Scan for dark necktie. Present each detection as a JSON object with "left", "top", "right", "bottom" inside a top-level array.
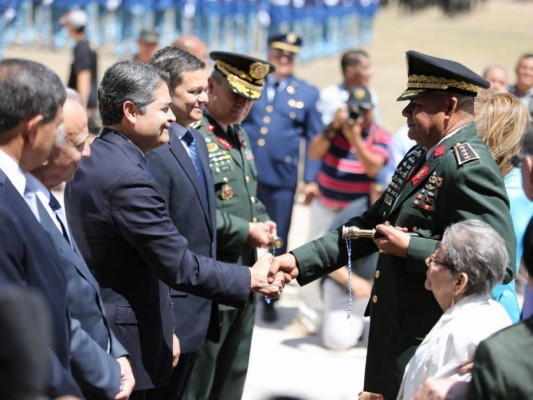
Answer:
[
  {"left": 49, "top": 193, "right": 72, "bottom": 246},
  {"left": 182, "top": 130, "right": 207, "bottom": 197}
]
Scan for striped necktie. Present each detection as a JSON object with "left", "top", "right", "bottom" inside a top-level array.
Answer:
[{"left": 182, "top": 130, "right": 207, "bottom": 198}]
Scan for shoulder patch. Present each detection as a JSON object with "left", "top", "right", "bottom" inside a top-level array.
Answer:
[
  {"left": 453, "top": 143, "right": 480, "bottom": 166},
  {"left": 190, "top": 121, "right": 202, "bottom": 129}
]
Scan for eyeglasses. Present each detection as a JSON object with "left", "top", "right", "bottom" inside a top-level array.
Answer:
[
  {"left": 510, "top": 154, "right": 528, "bottom": 168},
  {"left": 427, "top": 252, "right": 448, "bottom": 267}
]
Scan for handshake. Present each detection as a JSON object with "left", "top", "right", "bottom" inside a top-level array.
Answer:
[{"left": 249, "top": 253, "right": 300, "bottom": 299}]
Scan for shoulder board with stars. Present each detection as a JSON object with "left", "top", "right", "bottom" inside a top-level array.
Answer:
[{"left": 453, "top": 143, "right": 480, "bottom": 166}]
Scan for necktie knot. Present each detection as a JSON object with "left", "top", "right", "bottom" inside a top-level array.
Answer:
[
  {"left": 182, "top": 130, "right": 194, "bottom": 147},
  {"left": 49, "top": 194, "right": 62, "bottom": 211}
]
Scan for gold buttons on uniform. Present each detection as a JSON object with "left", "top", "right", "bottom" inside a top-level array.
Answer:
[
  {"left": 260, "top": 127, "right": 268, "bottom": 134},
  {"left": 287, "top": 86, "right": 295, "bottom": 94},
  {"left": 257, "top": 138, "right": 265, "bottom": 146},
  {"left": 375, "top": 270, "right": 380, "bottom": 279},
  {"left": 284, "top": 155, "right": 292, "bottom": 163},
  {"left": 289, "top": 111, "right": 296, "bottom": 119},
  {"left": 372, "top": 295, "right": 378, "bottom": 304},
  {"left": 223, "top": 177, "right": 229, "bottom": 183},
  {"left": 263, "top": 116, "right": 271, "bottom": 124},
  {"left": 245, "top": 176, "right": 250, "bottom": 183},
  {"left": 250, "top": 196, "right": 256, "bottom": 203},
  {"left": 266, "top": 105, "right": 273, "bottom": 112}
]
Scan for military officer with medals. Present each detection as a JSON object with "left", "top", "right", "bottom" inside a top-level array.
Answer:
[
  {"left": 187, "top": 51, "right": 277, "bottom": 400},
  {"left": 265, "top": 50, "right": 517, "bottom": 400},
  {"left": 241, "top": 32, "right": 323, "bottom": 321}
]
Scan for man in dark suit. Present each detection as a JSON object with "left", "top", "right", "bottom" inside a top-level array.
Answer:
[
  {"left": 267, "top": 51, "right": 517, "bottom": 400},
  {"left": 146, "top": 47, "right": 215, "bottom": 399},
  {"left": 31, "top": 89, "right": 135, "bottom": 400},
  {"left": 0, "top": 58, "right": 82, "bottom": 399},
  {"left": 65, "top": 60, "right": 284, "bottom": 399}
]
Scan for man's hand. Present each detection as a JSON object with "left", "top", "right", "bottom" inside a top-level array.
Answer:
[
  {"left": 413, "top": 378, "right": 469, "bottom": 400},
  {"left": 172, "top": 334, "right": 180, "bottom": 368},
  {"left": 374, "top": 223, "right": 411, "bottom": 258},
  {"left": 301, "top": 182, "right": 319, "bottom": 205},
  {"left": 268, "top": 253, "right": 299, "bottom": 285},
  {"left": 115, "top": 356, "right": 135, "bottom": 400},
  {"left": 250, "top": 253, "right": 285, "bottom": 298},
  {"left": 247, "top": 222, "right": 273, "bottom": 248},
  {"left": 358, "top": 391, "right": 383, "bottom": 400}
]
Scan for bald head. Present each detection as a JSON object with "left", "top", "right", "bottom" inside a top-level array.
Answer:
[{"left": 172, "top": 35, "right": 208, "bottom": 64}]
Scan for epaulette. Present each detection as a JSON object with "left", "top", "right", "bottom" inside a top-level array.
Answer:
[
  {"left": 190, "top": 121, "right": 202, "bottom": 129},
  {"left": 453, "top": 142, "right": 480, "bottom": 166}
]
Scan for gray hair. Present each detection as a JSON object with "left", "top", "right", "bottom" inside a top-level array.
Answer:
[
  {"left": 0, "top": 59, "right": 66, "bottom": 134},
  {"left": 98, "top": 61, "right": 169, "bottom": 126},
  {"left": 440, "top": 219, "right": 507, "bottom": 296},
  {"left": 150, "top": 46, "right": 205, "bottom": 90},
  {"left": 54, "top": 88, "right": 85, "bottom": 147}
]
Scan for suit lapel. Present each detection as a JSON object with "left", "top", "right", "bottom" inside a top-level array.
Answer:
[
  {"left": 167, "top": 127, "right": 211, "bottom": 228},
  {"left": 38, "top": 202, "right": 101, "bottom": 292}
]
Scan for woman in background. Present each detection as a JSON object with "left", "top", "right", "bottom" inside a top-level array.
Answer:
[{"left": 475, "top": 92, "right": 532, "bottom": 322}]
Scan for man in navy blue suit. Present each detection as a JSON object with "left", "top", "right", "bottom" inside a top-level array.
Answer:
[
  {"left": 147, "top": 46, "right": 214, "bottom": 400},
  {"left": 65, "top": 60, "right": 284, "bottom": 399},
  {"left": 0, "top": 58, "right": 82, "bottom": 399},
  {"left": 32, "top": 88, "right": 135, "bottom": 400}
]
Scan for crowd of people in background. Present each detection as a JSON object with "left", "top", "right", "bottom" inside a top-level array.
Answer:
[{"left": 0, "top": 0, "right": 381, "bottom": 60}]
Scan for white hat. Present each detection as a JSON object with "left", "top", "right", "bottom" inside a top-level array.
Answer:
[{"left": 60, "top": 9, "right": 88, "bottom": 29}]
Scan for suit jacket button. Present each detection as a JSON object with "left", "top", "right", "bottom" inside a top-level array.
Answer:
[
  {"left": 375, "top": 270, "right": 380, "bottom": 279},
  {"left": 372, "top": 295, "right": 378, "bottom": 304}
]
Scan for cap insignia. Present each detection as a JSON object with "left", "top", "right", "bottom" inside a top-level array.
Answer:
[
  {"left": 249, "top": 62, "right": 270, "bottom": 80},
  {"left": 287, "top": 33, "right": 297, "bottom": 43}
]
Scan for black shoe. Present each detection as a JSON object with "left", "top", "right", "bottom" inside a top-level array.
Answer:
[{"left": 262, "top": 301, "right": 278, "bottom": 322}]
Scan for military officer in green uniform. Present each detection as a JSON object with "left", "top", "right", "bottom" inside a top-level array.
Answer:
[
  {"left": 266, "top": 50, "right": 517, "bottom": 400},
  {"left": 187, "top": 51, "right": 277, "bottom": 400}
]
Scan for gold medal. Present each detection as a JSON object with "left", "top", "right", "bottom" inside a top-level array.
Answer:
[
  {"left": 220, "top": 184, "right": 234, "bottom": 200},
  {"left": 207, "top": 143, "right": 218, "bottom": 152}
]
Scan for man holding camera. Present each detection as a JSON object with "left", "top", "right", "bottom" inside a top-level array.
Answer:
[{"left": 292, "top": 86, "right": 391, "bottom": 336}]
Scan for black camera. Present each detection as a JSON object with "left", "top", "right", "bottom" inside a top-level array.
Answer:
[{"left": 347, "top": 102, "right": 362, "bottom": 124}]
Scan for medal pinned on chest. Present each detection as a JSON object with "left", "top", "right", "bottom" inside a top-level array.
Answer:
[{"left": 220, "top": 183, "right": 234, "bottom": 200}]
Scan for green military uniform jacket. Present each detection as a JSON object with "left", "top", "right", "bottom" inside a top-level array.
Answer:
[
  {"left": 195, "top": 113, "right": 270, "bottom": 266},
  {"left": 291, "top": 123, "right": 516, "bottom": 399},
  {"left": 468, "top": 317, "right": 533, "bottom": 399}
]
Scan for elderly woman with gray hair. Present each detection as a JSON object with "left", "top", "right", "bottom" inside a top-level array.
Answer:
[{"left": 396, "top": 219, "right": 512, "bottom": 400}]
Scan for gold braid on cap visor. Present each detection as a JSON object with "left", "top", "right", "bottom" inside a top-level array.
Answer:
[
  {"left": 407, "top": 74, "right": 481, "bottom": 93},
  {"left": 215, "top": 60, "right": 265, "bottom": 99},
  {"left": 271, "top": 42, "right": 300, "bottom": 53}
]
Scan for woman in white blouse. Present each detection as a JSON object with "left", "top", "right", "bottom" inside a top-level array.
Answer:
[{"left": 397, "top": 219, "right": 512, "bottom": 400}]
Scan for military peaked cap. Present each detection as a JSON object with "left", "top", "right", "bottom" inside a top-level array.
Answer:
[
  {"left": 348, "top": 86, "right": 374, "bottom": 109},
  {"left": 397, "top": 50, "right": 490, "bottom": 101},
  {"left": 210, "top": 51, "right": 275, "bottom": 100},
  {"left": 267, "top": 32, "right": 302, "bottom": 54}
]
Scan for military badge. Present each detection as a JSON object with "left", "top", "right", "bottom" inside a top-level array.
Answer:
[
  {"left": 216, "top": 136, "right": 232, "bottom": 150},
  {"left": 249, "top": 62, "right": 270, "bottom": 80},
  {"left": 220, "top": 184, "right": 234, "bottom": 200},
  {"left": 411, "top": 166, "right": 429, "bottom": 186},
  {"left": 207, "top": 123, "right": 215, "bottom": 133},
  {"left": 207, "top": 143, "right": 218, "bottom": 153},
  {"left": 434, "top": 146, "right": 445, "bottom": 157}
]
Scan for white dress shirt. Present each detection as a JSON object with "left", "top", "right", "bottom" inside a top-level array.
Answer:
[{"left": 397, "top": 294, "right": 512, "bottom": 400}]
